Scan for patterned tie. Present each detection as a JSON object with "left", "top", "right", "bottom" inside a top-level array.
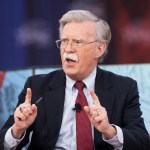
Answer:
[{"left": 75, "top": 81, "right": 94, "bottom": 150}]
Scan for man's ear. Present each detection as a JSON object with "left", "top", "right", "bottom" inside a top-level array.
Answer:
[{"left": 95, "top": 42, "right": 107, "bottom": 58}]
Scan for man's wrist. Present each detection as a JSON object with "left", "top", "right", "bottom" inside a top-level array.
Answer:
[
  {"left": 102, "top": 125, "right": 117, "bottom": 139},
  {"left": 12, "top": 124, "right": 25, "bottom": 139},
  {"left": 4, "top": 126, "right": 26, "bottom": 149},
  {"left": 102, "top": 125, "right": 123, "bottom": 149}
]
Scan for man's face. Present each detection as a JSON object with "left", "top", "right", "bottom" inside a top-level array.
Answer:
[{"left": 60, "top": 21, "right": 102, "bottom": 81}]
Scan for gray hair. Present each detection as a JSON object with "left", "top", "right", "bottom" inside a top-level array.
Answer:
[{"left": 59, "top": 10, "right": 111, "bottom": 63}]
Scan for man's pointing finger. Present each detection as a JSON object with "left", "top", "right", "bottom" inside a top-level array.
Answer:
[{"left": 25, "top": 88, "right": 32, "bottom": 104}]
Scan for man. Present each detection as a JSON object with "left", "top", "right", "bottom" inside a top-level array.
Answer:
[{"left": 0, "top": 10, "right": 149, "bottom": 150}]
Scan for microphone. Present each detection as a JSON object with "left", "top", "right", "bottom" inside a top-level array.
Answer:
[{"left": 72, "top": 103, "right": 82, "bottom": 112}]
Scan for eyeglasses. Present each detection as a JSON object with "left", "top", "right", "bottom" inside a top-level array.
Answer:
[{"left": 55, "top": 39, "right": 98, "bottom": 49}]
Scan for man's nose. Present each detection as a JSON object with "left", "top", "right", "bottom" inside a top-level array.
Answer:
[{"left": 65, "top": 42, "right": 74, "bottom": 52}]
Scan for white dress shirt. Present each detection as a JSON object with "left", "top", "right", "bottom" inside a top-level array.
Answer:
[{"left": 4, "top": 67, "right": 123, "bottom": 150}]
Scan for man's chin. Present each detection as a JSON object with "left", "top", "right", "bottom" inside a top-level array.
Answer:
[
  {"left": 65, "top": 72, "right": 76, "bottom": 78},
  {"left": 64, "top": 71, "right": 78, "bottom": 80}
]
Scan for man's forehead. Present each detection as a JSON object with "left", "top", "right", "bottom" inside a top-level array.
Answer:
[{"left": 62, "top": 22, "right": 96, "bottom": 38}]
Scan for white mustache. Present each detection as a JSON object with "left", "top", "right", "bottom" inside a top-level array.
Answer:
[{"left": 63, "top": 52, "right": 79, "bottom": 62}]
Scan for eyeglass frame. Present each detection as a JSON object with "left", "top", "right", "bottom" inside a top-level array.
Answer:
[{"left": 55, "top": 38, "right": 100, "bottom": 49}]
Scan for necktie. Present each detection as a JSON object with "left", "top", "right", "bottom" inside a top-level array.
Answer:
[{"left": 75, "top": 81, "right": 94, "bottom": 150}]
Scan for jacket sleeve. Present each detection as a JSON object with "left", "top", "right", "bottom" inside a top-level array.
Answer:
[{"left": 121, "top": 80, "right": 150, "bottom": 150}]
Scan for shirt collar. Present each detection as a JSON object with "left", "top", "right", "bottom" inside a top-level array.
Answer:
[
  {"left": 66, "top": 67, "right": 97, "bottom": 93},
  {"left": 82, "top": 67, "right": 96, "bottom": 91}
]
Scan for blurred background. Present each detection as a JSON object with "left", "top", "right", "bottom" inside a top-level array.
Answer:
[
  {"left": 0, "top": 0, "right": 150, "bottom": 141},
  {"left": 1, "top": 0, "right": 150, "bottom": 70}
]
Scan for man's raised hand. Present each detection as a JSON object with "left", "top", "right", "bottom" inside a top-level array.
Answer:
[{"left": 12, "top": 88, "right": 37, "bottom": 139}]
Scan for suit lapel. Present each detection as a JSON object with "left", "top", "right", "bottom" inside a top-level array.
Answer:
[
  {"left": 95, "top": 67, "right": 115, "bottom": 121},
  {"left": 43, "top": 70, "right": 66, "bottom": 147},
  {"left": 94, "top": 67, "right": 115, "bottom": 143}
]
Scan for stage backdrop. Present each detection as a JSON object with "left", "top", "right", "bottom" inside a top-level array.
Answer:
[{"left": 1, "top": 0, "right": 150, "bottom": 71}]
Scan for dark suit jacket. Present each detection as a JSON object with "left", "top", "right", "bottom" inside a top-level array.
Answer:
[{"left": 0, "top": 67, "right": 150, "bottom": 150}]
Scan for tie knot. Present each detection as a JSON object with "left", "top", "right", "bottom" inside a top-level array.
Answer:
[{"left": 75, "top": 81, "right": 85, "bottom": 91}]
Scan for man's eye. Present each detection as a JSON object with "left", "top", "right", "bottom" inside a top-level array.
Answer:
[
  {"left": 75, "top": 40, "right": 83, "bottom": 44},
  {"left": 61, "top": 39, "right": 68, "bottom": 43}
]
